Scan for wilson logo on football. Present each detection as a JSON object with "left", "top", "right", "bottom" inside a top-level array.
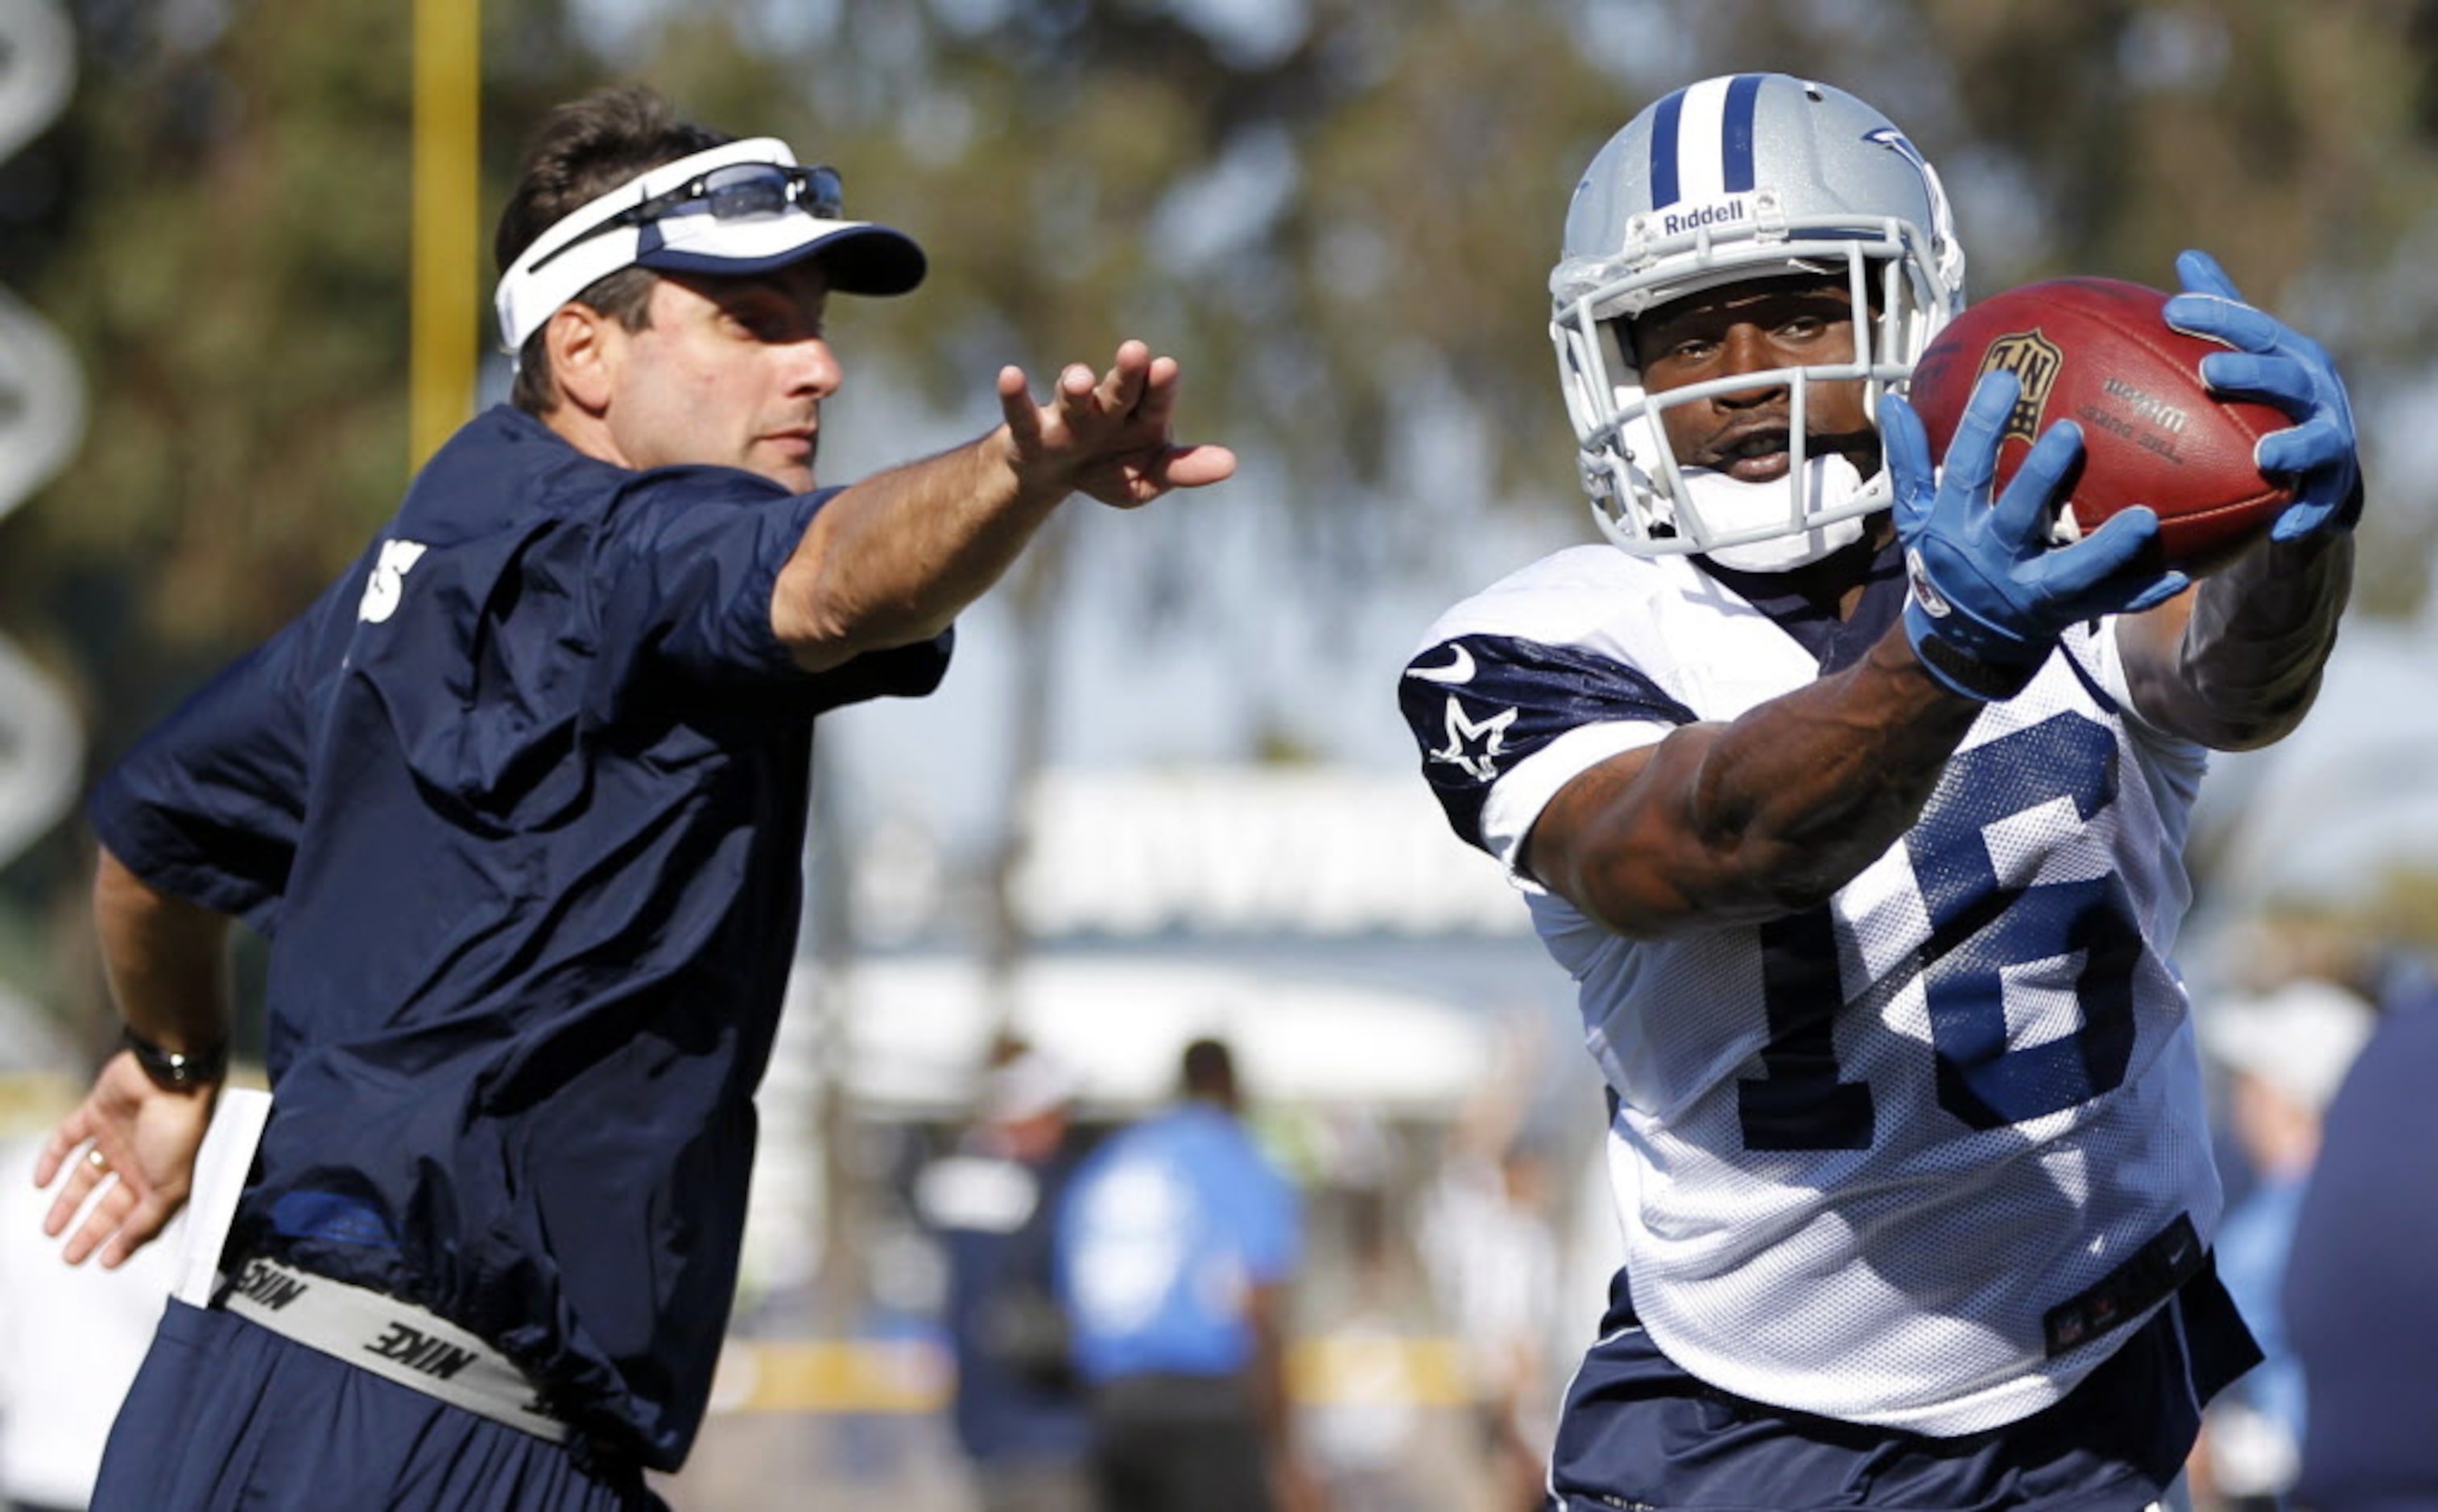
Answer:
[{"left": 1976, "top": 328, "right": 2064, "bottom": 446}]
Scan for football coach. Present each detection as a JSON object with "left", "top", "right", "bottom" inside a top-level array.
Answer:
[{"left": 33, "top": 83, "right": 1233, "bottom": 1510}]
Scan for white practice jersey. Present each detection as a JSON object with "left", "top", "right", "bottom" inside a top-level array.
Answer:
[{"left": 1398, "top": 542, "right": 2221, "bottom": 1436}]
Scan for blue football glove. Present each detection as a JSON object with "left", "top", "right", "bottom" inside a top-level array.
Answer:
[
  {"left": 2163, "top": 248, "right": 2362, "bottom": 543},
  {"left": 1885, "top": 373, "right": 2190, "bottom": 701}
]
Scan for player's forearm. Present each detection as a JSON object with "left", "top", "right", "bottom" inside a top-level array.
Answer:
[
  {"left": 93, "top": 845, "right": 234, "bottom": 1061},
  {"left": 1666, "top": 629, "right": 1981, "bottom": 911},
  {"left": 771, "top": 426, "right": 1061, "bottom": 671},
  {"left": 1542, "top": 626, "right": 1980, "bottom": 937},
  {"left": 2150, "top": 527, "right": 2352, "bottom": 751}
]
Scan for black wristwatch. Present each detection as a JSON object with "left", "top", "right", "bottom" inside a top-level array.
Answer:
[{"left": 122, "top": 1027, "right": 228, "bottom": 1091}]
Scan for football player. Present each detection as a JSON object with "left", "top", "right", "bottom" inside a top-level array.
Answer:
[{"left": 1399, "top": 72, "right": 2361, "bottom": 1510}]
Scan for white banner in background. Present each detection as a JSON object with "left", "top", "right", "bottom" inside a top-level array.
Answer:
[
  {"left": 0, "top": 636, "right": 78, "bottom": 863},
  {"left": 0, "top": 0, "right": 74, "bottom": 163},
  {"left": 0, "top": 0, "right": 84, "bottom": 874},
  {"left": 0, "top": 284, "right": 85, "bottom": 520}
]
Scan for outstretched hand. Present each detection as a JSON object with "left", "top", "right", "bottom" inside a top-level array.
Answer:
[
  {"left": 996, "top": 340, "right": 1238, "bottom": 509},
  {"left": 2164, "top": 249, "right": 2362, "bottom": 543},
  {"left": 1885, "top": 373, "right": 2188, "bottom": 701},
  {"left": 33, "top": 1050, "right": 214, "bottom": 1268}
]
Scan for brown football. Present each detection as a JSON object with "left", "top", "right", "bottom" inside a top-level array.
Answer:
[{"left": 1905, "top": 278, "right": 2293, "bottom": 568}]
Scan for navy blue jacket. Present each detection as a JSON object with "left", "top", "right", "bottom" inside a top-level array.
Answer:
[
  {"left": 2284, "top": 982, "right": 2438, "bottom": 1510},
  {"left": 90, "top": 406, "right": 949, "bottom": 1469}
]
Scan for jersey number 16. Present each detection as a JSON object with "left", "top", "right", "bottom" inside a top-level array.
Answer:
[{"left": 1737, "top": 710, "right": 2143, "bottom": 1151}]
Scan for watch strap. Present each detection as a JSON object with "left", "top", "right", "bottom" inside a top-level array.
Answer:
[{"left": 122, "top": 1027, "right": 228, "bottom": 1091}]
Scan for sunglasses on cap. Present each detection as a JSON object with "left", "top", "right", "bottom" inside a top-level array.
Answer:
[
  {"left": 524, "top": 162, "right": 847, "bottom": 275},
  {"left": 496, "top": 137, "right": 925, "bottom": 353}
]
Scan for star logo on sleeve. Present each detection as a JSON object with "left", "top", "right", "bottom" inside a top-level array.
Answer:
[{"left": 1428, "top": 694, "right": 1519, "bottom": 783}]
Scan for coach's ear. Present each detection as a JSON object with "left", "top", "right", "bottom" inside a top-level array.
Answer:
[{"left": 545, "top": 302, "right": 618, "bottom": 418}]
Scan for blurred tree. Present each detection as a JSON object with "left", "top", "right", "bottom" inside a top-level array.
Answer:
[
  {"left": 0, "top": 0, "right": 427, "bottom": 1040},
  {"left": 4, "top": 0, "right": 2437, "bottom": 1018},
  {"left": 1911, "top": 0, "right": 2438, "bottom": 617}
]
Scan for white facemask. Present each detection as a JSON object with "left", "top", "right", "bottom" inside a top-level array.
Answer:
[{"left": 1672, "top": 453, "right": 1874, "bottom": 573}]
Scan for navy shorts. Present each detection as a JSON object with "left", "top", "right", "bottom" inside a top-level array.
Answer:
[
  {"left": 91, "top": 1299, "right": 664, "bottom": 1512},
  {"left": 1548, "top": 1260, "right": 2259, "bottom": 1512}
]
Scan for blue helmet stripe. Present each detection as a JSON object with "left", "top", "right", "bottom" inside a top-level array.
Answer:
[
  {"left": 1648, "top": 87, "right": 1687, "bottom": 208},
  {"left": 1721, "top": 72, "right": 1763, "bottom": 192}
]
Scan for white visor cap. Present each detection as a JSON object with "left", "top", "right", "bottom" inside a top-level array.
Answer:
[{"left": 494, "top": 136, "right": 927, "bottom": 353}]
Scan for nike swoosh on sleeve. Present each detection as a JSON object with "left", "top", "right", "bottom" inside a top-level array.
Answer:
[{"left": 1405, "top": 645, "right": 1476, "bottom": 684}]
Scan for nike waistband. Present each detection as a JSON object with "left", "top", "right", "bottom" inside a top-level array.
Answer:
[{"left": 217, "top": 1254, "right": 569, "bottom": 1444}]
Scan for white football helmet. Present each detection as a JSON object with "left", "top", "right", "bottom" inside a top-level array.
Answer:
[{"left": 1551, "top": 74, "right": 1968, "bottom": 572}]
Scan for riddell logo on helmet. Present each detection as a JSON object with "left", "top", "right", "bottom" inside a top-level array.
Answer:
[
  {"left": 1658, "top": 198, "right": 1750, "bottom": 237},
  {"left": 1975, "top": 330, "right": 2064, "bottom": 444}
]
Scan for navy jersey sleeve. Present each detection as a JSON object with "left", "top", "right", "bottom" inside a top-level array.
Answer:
[
  {"left": 1399, "top": 631, "right": 1696, "bottom": 854},
  {"left": 595, "top": 472, "right": 949, "bottom": 716},
  {"left": 87, "top": 566, "right": 364, "bottom": 932}
]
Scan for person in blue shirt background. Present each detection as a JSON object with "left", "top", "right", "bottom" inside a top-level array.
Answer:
[
  {"left": 1056, "top": 1035, "right": 1314, "bottom": 1512},
  {"left": 28, "top": 83, "right": 1233, "bottom": 1512}
]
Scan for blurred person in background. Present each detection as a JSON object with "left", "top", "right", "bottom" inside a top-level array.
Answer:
[
  {"left": 2189, "top": 978, "right": 2378, "bottom": 1512},
  {"left": 1296, "top": 1182, "right": 1428, "bottom": 1512},
  {"left": 2281, "top": 967, "right": 2438, "bottom": 1512},
  {"left": 1399, "top": 71, "right": 2362, "bottom": 1512},
  {"left": 1056, "top": 1035, "right": 1317, "bottom": 1512},
  {"left": 31, "top": 83, "right": 1233, "bottom": 1512},
  {"left": 1419, "top": 1136, "right": 1563, "bottom": 1512},
  {"left": 913, "top": 1039, "right": 1094, "bottom": 1512},
  {"left": 1416, "top": 1014, "right": 1568, "bottom": 1512}
]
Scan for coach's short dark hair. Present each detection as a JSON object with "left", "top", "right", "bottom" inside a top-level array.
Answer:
[{"left": 495, "top": 85, "right": 730, "bottom": 415}]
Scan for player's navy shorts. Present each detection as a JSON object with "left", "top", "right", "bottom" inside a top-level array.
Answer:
[
  {"left": 90, "top": 1299, "right": 665, "bottom": 1512},
  {"left": 1549, "top": 1260, "right": 2259, "bottom": 1512}
]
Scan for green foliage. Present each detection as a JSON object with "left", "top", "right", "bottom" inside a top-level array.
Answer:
[
  {"left": 8, "top": 0, "right": 416, "bottom": 705},
  {"left": 14, "top": 1, "right": 2438, "bottom": 698},
  {"left": 5, "top": 0, "right": 2438, "bottom": 927}
]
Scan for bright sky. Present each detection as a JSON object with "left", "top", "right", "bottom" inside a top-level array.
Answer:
[{"left": 808, "top": 356, "right": 1580, "bottom": 861}]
